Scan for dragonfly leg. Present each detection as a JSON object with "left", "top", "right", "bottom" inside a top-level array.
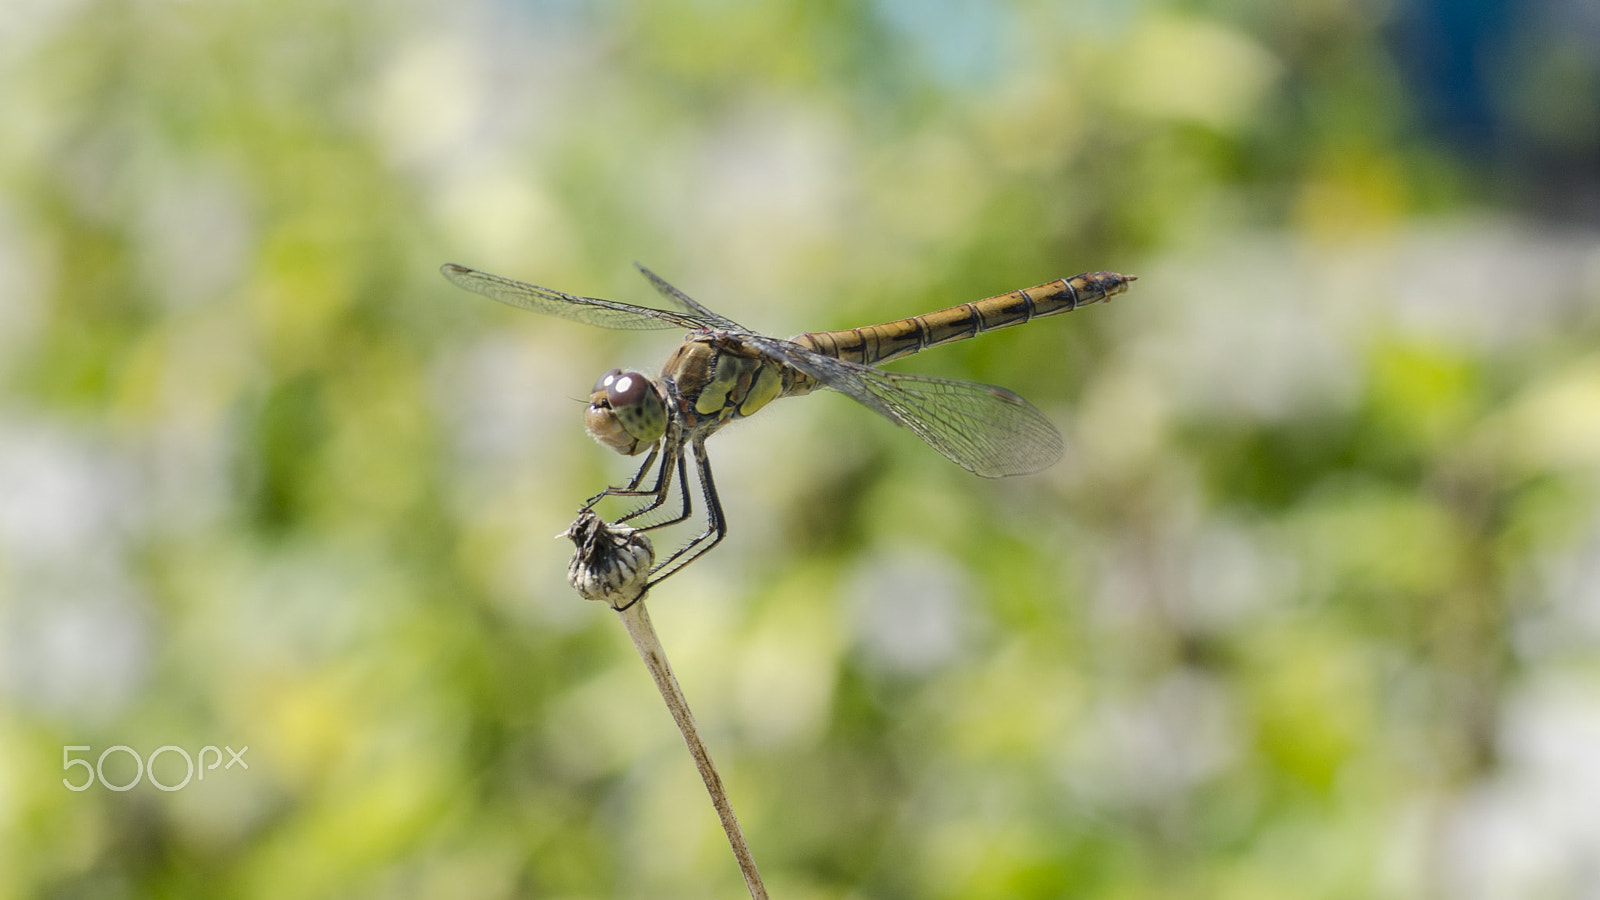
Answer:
[
  {"left": 579, "top": 424, "right": 695, "bottom": 530},
  {"left": 646, "top": 435, "right": 727, "bottom": 587},
  {"left": 582, "top": 412, "right": 688, "bottom": 514},
  {"left": 583, "top": 441, "right": 663, "bottom": 508},
  {"left": 619, "top": 448, "right": 694, "bottom": 530},
  {"left": 619, "top": 442, "right": 662, "bottom": 491}
]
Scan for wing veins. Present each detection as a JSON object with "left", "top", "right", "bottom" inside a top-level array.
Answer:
[
  {"left": 441, "top": 263, "right": 712, "bottom": 331},
  {"left": 725, "top": 334, "right": 1063, "bottom": 477}
]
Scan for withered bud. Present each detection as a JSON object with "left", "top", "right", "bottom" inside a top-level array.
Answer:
[{"left": 560, "top": 509, "right": 655, "bottom": 609}]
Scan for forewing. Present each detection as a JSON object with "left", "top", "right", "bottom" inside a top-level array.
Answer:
[
  {"left": 634, "top": 263, "right": 751, "bottom": 332},
  {"left": 730, "top": 334, "right": 1064, "bottom": 477},
  {"left": 441, "top": 263, "right": 710, "bottom": 331}
]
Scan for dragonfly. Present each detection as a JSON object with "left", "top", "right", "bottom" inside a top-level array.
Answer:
[{"left": 442, "top": 262, "right": 1135, "bottom": 591}]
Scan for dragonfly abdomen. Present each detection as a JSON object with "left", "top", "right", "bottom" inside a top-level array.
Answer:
[{"left": 794, "top": 271, "right": 1135, "bottom": 367}]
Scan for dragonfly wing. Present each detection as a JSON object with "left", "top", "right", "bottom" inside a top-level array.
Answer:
[
  {"left": 731, "top": 335, "right": 1064, "bottom": 478},
  {"left": 857, "top": 370, "right": 1064, "bottom": 477},
  {"left": 442, "top": 263, "right": 711, "bottom": 331},
  {"left": 633, "top": 263, "right": 752, "bottom": 333}
]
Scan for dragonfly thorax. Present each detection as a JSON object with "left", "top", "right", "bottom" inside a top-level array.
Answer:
[
  {"left": 586, "top": 368, "right": 667, "bottom": 456},
  {"left": 663, "top": 335, "right": 787, "bottom": 426}
]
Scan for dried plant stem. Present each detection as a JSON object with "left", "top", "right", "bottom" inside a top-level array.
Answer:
[{"left": 615, "top": 601, "right": 768, "bottom": 900}]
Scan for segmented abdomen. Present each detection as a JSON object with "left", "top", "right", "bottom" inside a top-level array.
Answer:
[{"left": 792, "top": 271, "right": 1135, "bottom": 366}]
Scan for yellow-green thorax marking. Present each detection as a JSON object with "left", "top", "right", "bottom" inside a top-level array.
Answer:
[{"left": 662, "top": 334, "right": 791, "bottom": 427}]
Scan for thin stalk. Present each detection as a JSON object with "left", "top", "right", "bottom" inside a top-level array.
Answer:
[{"left": 615, "top": 601, "right": 768, "bottom": 900}]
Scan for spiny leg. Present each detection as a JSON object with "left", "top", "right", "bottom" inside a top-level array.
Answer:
[
  {"left": 619, "top": 445, "right": 693, "bottom": 530},
  {"left": 646, "top": 435, "right": 728, "bottom": 587},
  {"left": 577, "top": 431, "right": 694, "bottom": 531},
  {"left": 584, "top": 436, "right": 664, "bottom": 506},
  {"left": 618, "top": 442, "right": 662, "bottom": 492},
  {"left": 583, "top": 420, "right": 682, "bottom": 519}
]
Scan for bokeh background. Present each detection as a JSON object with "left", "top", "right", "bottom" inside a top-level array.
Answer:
[{"left": 3, "top": 0, "right": 1599, "bottom": 897}]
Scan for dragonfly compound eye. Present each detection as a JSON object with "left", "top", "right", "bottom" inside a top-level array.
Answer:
[
  {"left": 584, "top": 370, "right": 665, "bottom": 455},
  {"left": 605, "top": 372, "right": 649, "bottom": 409}
]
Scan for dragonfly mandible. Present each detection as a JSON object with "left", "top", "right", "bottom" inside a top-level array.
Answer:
[{"left": 442, "top": 262, "right": 1136, "bottom": 589}]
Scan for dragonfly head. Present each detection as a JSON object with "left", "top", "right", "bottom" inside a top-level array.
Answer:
[{"left": 586, "top": 369, "right": 667, "bottom": 455}]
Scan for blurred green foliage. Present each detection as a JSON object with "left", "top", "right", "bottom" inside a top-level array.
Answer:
[{"left": 2, "top": 1, "right": 1599, "bottom": 898}]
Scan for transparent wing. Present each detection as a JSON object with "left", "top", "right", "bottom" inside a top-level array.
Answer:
[
  {"left": 441, "top": 263, "right": 716, "bottom": 331},
  {"left": 729, "top": 334, "right": 1063, "bottom": 477},
  {"left": 633, "top": 263, "right": 752, "bottom": 333}
]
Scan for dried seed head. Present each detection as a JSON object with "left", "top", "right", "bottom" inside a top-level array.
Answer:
[{"left": 561, "top": 510, "right": 655, "bottom": 609}]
